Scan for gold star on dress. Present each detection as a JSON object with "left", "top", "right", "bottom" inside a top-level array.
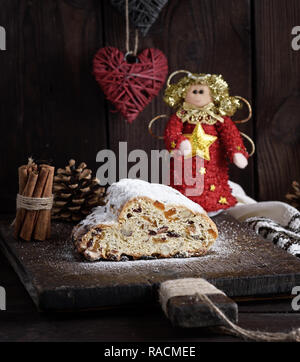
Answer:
[
  {"left": 184, "top": 123, "right": 217, "bottom": 160},
  {"left": 170, "top": 141, "right": 176, "bottom": 149},
  {"left": 219, "top": 197, "right": 228, "bottom": 205}
]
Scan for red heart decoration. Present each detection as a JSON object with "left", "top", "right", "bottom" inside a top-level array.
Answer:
[{"left": 93, "top": 46, "right": 168, "bottom": 123}]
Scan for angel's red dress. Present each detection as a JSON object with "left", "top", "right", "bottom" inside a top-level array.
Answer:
[{"left": 164, "top": 113, "right": 249, "bottom": 212}]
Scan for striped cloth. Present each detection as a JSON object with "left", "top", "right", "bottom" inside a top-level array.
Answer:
[
  {"left": 244, "top": 214, "right": 300, "bottom": 258},
  {"left": 227, "top": 181, "right": 300, "bottom": 258}
]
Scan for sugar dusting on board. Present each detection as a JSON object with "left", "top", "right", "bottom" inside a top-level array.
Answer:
[
  {"left": 74, "top": 232, "right": 232, "bottom": 273},
  {"left": 40, "top": 218, "right": 241, "bottom": 278},
  {"left": 4, "top": 213, "right": 300, "bottom": 309},
  {"left": 7, "top": 217, "right": 245, "bottom": 288}
]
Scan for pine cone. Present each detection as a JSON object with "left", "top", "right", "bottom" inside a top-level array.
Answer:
[
  {"left": 286, "top": 181, "right": 300, "bottom": 210},
  {"left": 52, "top": 159, "right": 106, "bottom": 222}
]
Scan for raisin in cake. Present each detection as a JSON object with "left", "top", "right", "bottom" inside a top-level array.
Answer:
[{"left": 72, "top": 179, "right": 218, "bottom": 261}]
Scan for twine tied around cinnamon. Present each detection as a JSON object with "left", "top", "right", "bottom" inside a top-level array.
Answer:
[
  {"left": 159, "top": 278, "right": 300, "bottom": 342},
  {"left": 16, "top": 194, "right": 54, "bottom": 211}
]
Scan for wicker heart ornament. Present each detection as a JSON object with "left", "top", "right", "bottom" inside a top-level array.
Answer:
[{"left": 93, "top": 46, "right": 168, "bottom": 123}]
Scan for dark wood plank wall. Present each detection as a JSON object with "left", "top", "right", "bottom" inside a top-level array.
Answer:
[
  {"left": 0, "top": 0, "right": 299, "bottom": 213},
  {"left": 255, "top": 0, "right": 300, "bottom": 201},
  {"left": 0, "top": 0, "right": 107, "bottom": 213}
]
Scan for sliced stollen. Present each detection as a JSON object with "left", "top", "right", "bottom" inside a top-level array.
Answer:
[{"left": 72, "top": 179, "right": 218, "bottom": 261}]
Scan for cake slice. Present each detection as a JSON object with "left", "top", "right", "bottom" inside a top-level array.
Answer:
[{"left": 72, "top": 179, "right": 218, "bottom": 261}]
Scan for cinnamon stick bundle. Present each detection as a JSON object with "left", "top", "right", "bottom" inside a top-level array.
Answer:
[{"left": 14, "top": 159, "right": 55, "bottom": 241}]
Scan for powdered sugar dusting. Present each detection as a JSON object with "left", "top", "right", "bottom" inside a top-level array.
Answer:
[
  {"left": 5, "top": 214, "right": 300, "bottom": 310},
  {"left": 46, "top": 220, "right": 237, "bottom": 277},
  {"left": 76, "top": 233, "right": 232, "bottom": 273},
  {"left": 78, "top": 178, "right": 206, "bottom": 229},
  {"left": 79, "top": 205, "right": 117, "bottom": 227},
  {"left": 108, "top": 178, "right": 205, "bottom": 214},
  {"left": 5, "top": 214, "right": 290, "bottom": 301}
]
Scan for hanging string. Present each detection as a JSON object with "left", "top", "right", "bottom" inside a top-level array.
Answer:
[
  {"left": 125, "top": 0, "right": 139, "bottom": 56},
  {"left": 198, "top": 293, "right": 300, "bottom": 342}
]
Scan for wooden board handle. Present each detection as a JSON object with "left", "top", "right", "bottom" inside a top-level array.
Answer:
[{"left": 159, "top": 278, "right": 238, "bottom": 328}]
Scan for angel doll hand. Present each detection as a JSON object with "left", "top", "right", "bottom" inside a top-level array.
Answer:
[
  {"left": 179, "top": 140, "right": 192, "bottom": 157},
  {"left": 233, "top": 153, "right": 248, "bottom": 169}
]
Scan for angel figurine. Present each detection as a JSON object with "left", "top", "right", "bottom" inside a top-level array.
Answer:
[{"left": 149, "top": 71, "right": 255, "bottom": 213}]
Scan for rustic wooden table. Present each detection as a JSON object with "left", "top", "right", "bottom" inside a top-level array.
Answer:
[{"left": 1, "top": 248, "right": 300, "bottom": 342}]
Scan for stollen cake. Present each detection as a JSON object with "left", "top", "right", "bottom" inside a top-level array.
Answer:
[{"left": 72, "top": 179, "right": 218, "bottom": 261}]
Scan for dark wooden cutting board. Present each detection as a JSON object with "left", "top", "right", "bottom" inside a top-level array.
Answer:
[{"left": 1, "top": 213, "right": 300, "bottom": 311}]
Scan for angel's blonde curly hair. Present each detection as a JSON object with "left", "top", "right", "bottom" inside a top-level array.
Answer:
[{"left": 164, "top": 72, "right": 241, "bottom": 117}]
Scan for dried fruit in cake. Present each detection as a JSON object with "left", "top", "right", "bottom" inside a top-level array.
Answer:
[{"left": 72, "top": 179, "right": 218, "bottom": 261}]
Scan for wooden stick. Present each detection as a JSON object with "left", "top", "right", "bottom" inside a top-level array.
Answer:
[
  {"left": 13, "top": 166, "right": 29, "bottom": 238},
  {"left": 33, "top": 165, "right": 54, "bottom": 241},
  {"left": 17, "top": 171, "right": 38, "bottom": 241},
  {"left": 19, "top": 165, "right": 28, "bottom": 194}
]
